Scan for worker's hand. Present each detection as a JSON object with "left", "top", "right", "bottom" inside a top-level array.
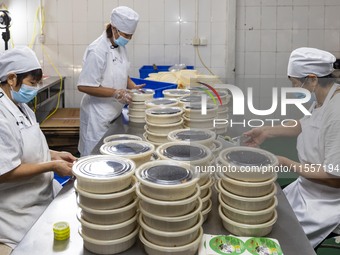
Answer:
[
  {"left": 51, "top": 150, "right": 77, "bottom": 163},
  {"left": 133, "top": 83, "right": 146, "bottom": 90},
  {"left": 53, "top": 160, "right": 73, "bottom": 177},
  {"left": 113, "top": 89, "right": 132, "bottom": 104},
  {"left": 243, "top": 127, "right": 267, "bottom": 147}
]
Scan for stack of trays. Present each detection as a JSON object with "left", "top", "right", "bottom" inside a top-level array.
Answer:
[
  {"left": 215, "top": 147, "right": 279, "bottom": 237},
  {"left": 100, "top": 140, "right": 155, "bottom": 168},
  {"left": 143, "top": 107, "right": 183, "bottom": 147},
  {"left": 72, "top": 155, "right": 139, "bottom": 255},
  {"left": 135, "top": 160, "right": 203, "bottom": 255},
  {"left": 128, "top": 89, "right": 154, "bottom": 123},
  {"left": 155, "top": 142, "right": 214, "bottom": 222}
]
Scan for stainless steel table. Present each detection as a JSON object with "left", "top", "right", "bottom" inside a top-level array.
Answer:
[{"left": 12, "top": 115, "right": 316, "bottom": 255}]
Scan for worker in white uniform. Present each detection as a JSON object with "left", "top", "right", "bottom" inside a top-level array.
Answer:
[
  {"left": 77, "top": 6, "right": 144, "bottom": 156},
  {"left": 244, "top": 47, "right": 340, "bottom": 248},
  {"left": 0, "top": 47, "right": 76, "bottom": 255}
]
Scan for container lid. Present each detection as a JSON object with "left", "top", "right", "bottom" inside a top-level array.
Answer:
[
  {"left": 72, "top": 155, "right": 134, "bottom": 179},
  {"left": 147, "top": 107, "right": 182, "bottom": 115},
  {"left": 179, "top": 95, "right": 201, "bottom": 103},
  {"left": 224, "top": 150, "right": 272, "bottom": 166},
  {"left": 163, "top": 144, "right": 207, "bottom": 161},
  {"left": 171, "top": 129, "right": 214, "bottom": 142},
  {"left": 146, "top": 98, "right": 178, "bottom": 106},
  {"left": 103, "top": 134, "right": 142, "bottom": 143},
  {"left": 163, "top": 89, "right": 190, "bottom": 96},
  {"left": 130, "top": 88, "right": 154, "bottom": 95},
  {"left": 140, "top": 164, "right": 193, "bottom": 185},
  {"left": 185, "top": 103, "right": 216, "bottom": 110},
  {"left": 101, "top": 142, "right": 152, "bottom": 156}
]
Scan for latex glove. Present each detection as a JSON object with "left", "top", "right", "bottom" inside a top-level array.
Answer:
[
  {"left": 113, "top": 89, "right": 132, "bottom": 104},
  {"left": 134, "top": 83, "right": 146, "bottom": 90}
]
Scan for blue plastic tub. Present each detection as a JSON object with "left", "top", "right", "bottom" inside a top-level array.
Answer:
[
  {"left": 139, "top": 65, "right": 194, "bottom": 79},
  {"left": 131, "top": 77, "right": 177, "bottom": 98}
]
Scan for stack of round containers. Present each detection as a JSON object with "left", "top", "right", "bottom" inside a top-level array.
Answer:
[
  {"left": 99, "top": 140, "right": 155, "bottom": 168},
  {"left": 155, "top": 142, "right": 214, "bottom": 222},
  {"left": 211, "top": 89, "right": 230, "bottom": 135},
  {"left": 143, "top": 107, "right": 183, "bottom": 147},
  {"left": 183, "top": 102, "right": 218, "bottom": 130},
  {"left": 128, "top": 89, "right": 154, "bottom": 123},
  {"left": 189, "top": 87, "right": 231, "bottom": 135},
  {"left": 144, "top": 98, "right": 183, "bottom": 144},
  {"left": 72, "top": 155, "right": 139, "bottom": 255},
  {"left": 135, "top": 160, "right": 203, "bottom": 255},
  {"left": 167, "top": 128, "right": 217, "bottom": 221},
  {"left": 216, "top": 146, "right": 279, "bottom": 237}
]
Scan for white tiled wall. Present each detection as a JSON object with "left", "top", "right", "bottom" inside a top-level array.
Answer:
[
  {"left": 0, "top": 0, "right": 232, "bottom": 108},
  {"left": 2, "top": 0, "right": 340, "bottom": 118},
  {"left": 236, "top": 0, "right": 340, "bottom": 119}
]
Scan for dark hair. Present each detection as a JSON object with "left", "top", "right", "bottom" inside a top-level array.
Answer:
[
  {"left": 296, "top": 73, "right": 336, "bottom": 88},
  {"left": 16, "top": 69, "right": 43, "bottom": 86},
  {"left": 0, "top": 69, "right": 43, "bottom": 86},
  {"left": 106, "top": 23, "right": 113, "bottom": 39}
]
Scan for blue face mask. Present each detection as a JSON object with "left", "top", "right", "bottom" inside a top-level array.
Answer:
[
  {"left": 114, "top": 31, "right": 130, "bottom": 47},
  {"left": 11, "top": 84, "right": 38, "bottom": 103}
]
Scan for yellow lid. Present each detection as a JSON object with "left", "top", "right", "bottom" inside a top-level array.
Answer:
[{"left": 53, "top": 222, "right": 70, "bottom": 240}]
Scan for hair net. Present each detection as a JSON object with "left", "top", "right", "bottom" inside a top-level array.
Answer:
[
  {"left": 110, "top": 6, "right": 139, "bottom": 34},
  {"left": 0, "top": 46, "right": 41, "bottom": 82},
  {"left": 287, "top": 47, "right": 336, "bottom": 78}
]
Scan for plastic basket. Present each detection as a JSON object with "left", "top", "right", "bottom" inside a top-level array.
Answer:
[
  {"left": 139, "top": 65, "right": 194, "bottom": 79},
  {"left": 131, "top": 77, "right": 177, "bottom": 98}
]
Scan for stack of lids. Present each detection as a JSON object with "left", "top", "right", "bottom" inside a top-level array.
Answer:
[
  {"left": 216, "top": 147, "right": 279, "bottom": 237},
  {"left": 143, "top": 107, "right": 183, "bottom": 147},
  {"left": 135, "top": 160, "right": 204, "bottom": 255},
  {"left": 100, "top": 140, "right": 155, "bottom": 168},
  {"left": 155, "top": 142, "right": 214, "bottom": 222},
  {"left": 72, "top": 155, "right": 139, "bottom": 254},
  {"left": 128, "top": 89, "right": 154, "bottom": 123}
]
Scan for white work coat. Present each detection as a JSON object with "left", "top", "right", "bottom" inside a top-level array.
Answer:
[
  {"left": 284, "top": 83, "right": 340, "bottom": 248},
  {"left": 0, "top": 89, "right": 55, "bottom": 249},
  {"left": 78, "top": 32, "right": 130, "bottom": 156}
]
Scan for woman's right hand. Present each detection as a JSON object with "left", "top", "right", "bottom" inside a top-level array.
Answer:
[
  {"left": 243, "top": 127, "right": 268, "bottom": 147},
  {"left": 53, "top": 160, "right": 73, "bottom": 177}
]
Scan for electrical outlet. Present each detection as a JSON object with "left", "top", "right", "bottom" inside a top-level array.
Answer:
[
  {"left": 200, "top": 37, "right": 207, "bottom": 46},
  {"left": 192, "top": 37, "right": 200, "bottom": 46}
]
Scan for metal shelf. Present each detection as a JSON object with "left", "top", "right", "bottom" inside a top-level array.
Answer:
[{"left": 28, "top": 76, "right": 65, "bottom": 122}]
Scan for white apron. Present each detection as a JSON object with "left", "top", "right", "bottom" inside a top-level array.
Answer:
[
  {"left": 284, "top": 83, "right": 340, "bottom": 248},
  {"left": 78, "top": 45, "right": 130, "bottom": 156},
  {"left": 0, "top": 92, "right": 55, "bottom": 249}
]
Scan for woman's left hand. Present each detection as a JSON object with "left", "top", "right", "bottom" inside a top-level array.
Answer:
[
  {"left": 134, "top": 83, "right": 146, "bottom": 90},
  {"left": 50, "top": 150, "right": 77, "bottom": 163}
]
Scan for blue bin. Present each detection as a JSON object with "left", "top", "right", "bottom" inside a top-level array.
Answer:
[
  {"left": 54, "top": 173, "right": 71, "bottom": 186},
  {"left": 131, "top": 77, "right": 177, "bottom": 98},
  {"left": 139, "top": 65, "right": 194, "bottom": 79}
]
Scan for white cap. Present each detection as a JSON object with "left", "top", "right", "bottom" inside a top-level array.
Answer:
[
  {"left": 287, "top": 47, "right": 336, "bottom": 78},
  {"left": 110, "top": 6, "right": 139, "bottom": 34},
  {"left": 0, "top": 46, "right": 41, "bottom": 82}
]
